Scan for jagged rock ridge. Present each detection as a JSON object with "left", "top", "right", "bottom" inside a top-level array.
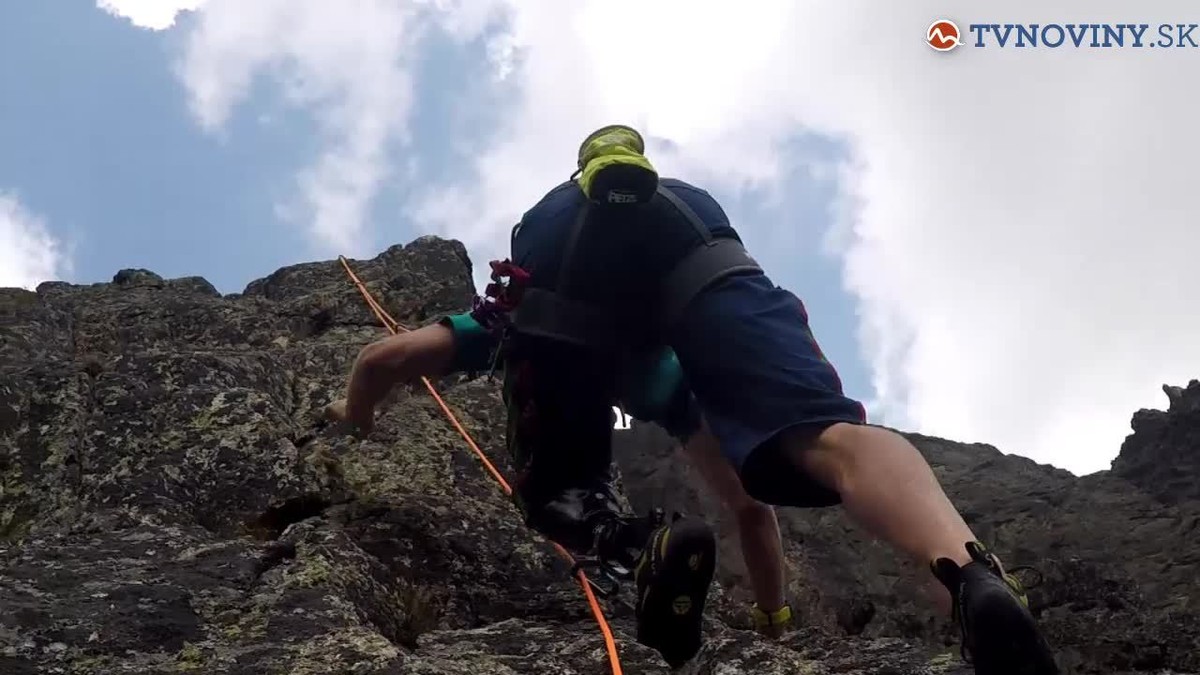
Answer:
[{"left": 1, "top": 236, "right": 1196, "bottom": 674}]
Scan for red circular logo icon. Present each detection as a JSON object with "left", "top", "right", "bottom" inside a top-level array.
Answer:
[{"left": 927, "top": 19, "right": 962, "bottom": 51}]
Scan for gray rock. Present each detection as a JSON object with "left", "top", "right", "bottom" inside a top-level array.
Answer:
[{"left": 1, "top": 235, "right": 1196, "bottom": 674}]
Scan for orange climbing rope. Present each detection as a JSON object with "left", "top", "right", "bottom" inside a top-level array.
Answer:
[{"left": 337, "top": 256, "right": 624, "bottom": 675}]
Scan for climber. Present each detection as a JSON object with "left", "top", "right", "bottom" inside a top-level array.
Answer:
[
  {"left": 324, "top": 310, "right": 794, "bottom": 660},
  {"left": 466, "top": 123, "right": 1061, "bottom": 674}
]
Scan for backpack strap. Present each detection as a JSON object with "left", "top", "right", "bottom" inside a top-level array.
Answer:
[
  {"left": 658, "top": 236, "right": 761, "bottom": 330},
  {"left": 510, "top": 184, "right": 764, "bottom": 349}
]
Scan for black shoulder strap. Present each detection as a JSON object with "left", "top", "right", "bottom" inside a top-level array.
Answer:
[
  {"left": 658, "top": 239, "right": 762, "bottom": 329},
  {"left": 557, "top": 183, "right": 713, "bottom": 290},
  {"left": 654, "top": 184, "right": 714, "bottom": 245},
  {"left": 556, "top": 199, "right": 592, "bottom": 290},
  {"left": 509, "top": 180, "right": 763, "bottom": 346},
  {"left": 654, "top": 185, "right": 763, "bottom": 330}
]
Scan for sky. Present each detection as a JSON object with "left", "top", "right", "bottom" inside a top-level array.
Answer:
[{"left": 2, "top": 1, "right": 1197, "bottom": 477}]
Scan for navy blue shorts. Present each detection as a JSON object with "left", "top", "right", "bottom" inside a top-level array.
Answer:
[{"left": 668, "top": 272, "right": 867, "bottom": 508}]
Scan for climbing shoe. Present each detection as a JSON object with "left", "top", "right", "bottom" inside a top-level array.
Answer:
[
  {"left": 633, "top": 512, "right": 717, "bottom": 669},
  {"left": 751, "top": 602, "right": 794, "bottom": 638},
  {"left": 931, "top": 541, "right": 1060, "bottom": 675}
]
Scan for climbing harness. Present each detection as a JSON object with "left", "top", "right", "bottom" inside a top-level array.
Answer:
[{"left": 337, "top": 256, "right": 625, "bottom": 675}]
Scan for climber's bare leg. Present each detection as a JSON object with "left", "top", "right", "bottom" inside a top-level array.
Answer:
[
  {"left": 782, "top": 422, "right": 975, "bottom": 615},
  {"left": 679, "top": 420, "right": 787, "bottom": 614}
]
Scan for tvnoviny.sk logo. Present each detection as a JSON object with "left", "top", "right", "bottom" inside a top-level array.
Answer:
[
  {"left": 927, "top": 19, "right": 962, "bottom": 51},
  {"left": 926, "top": 20, "right": 1200, "bottom": 50}
]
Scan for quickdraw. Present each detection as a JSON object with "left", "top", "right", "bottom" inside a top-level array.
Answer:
[
  {"left": 470, "top": 258, "right": 530, "bottom": 333},
  {"left": 570, "top": 557, "right": 625, "bottom": 598},
  {"left": 470, "top": 259, "right": 530, "bottom": 380}
]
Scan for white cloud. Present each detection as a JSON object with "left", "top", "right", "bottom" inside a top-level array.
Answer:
[
  {"left": 409, "top": 0, "right": 1199, "bottom": 476},
  {"left": 152, "top": 0, "right": 1199, "bottom": 475},
  {"left": 0, "top": 192, "right": 68, "bottom": 290},
  {"left": 172, "top": 0, "right": 449, "bottom": 254},
  {"left": 97, "top": 0, "right": 207, "bottom": 30},
  {"left": 408, "top": 0, "right": 808, "bottom": 265}
]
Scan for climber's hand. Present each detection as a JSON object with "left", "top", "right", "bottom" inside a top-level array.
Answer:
[{"left": 324, "top": 398, "right": 374, "bottom": 437}]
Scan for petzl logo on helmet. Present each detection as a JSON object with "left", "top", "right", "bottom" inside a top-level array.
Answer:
[{"left": 927, "top": 19, "right": 962, "bottom": 51}]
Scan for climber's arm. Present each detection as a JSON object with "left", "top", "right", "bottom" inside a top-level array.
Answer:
[
  {"left": 329, "top": 313, "right": 498, "bottom": 433},
  {"left": 333, "top": 321, "right": 458, "bottom": 432}
]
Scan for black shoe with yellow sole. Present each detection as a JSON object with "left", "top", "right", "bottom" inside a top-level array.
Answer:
[
  {"left": 633, "top": 513, "right": 717, "bottom": 669},
  {"left": 932, "top": 541, "right": 1060, "bottom": 675}
]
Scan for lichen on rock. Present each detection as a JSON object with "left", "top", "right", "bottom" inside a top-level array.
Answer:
[{"left": 1, "top": 236, "right": 1197, "bottom": 674}]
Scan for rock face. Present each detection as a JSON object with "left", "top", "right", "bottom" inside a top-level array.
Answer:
[
  {"left": 1110, "top": 382, "right": 1200, "bottom": 506},
  {"left": 1, "top": 235, "right": 1197, "bottom": 674}
]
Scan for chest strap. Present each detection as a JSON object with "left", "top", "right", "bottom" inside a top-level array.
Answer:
[{"left": 510, "top": 185, "right": 763, "bottom": 349}]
